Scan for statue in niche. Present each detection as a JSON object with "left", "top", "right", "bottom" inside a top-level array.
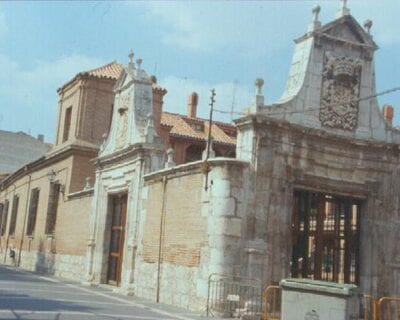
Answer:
[
  {"left": 319, "top": 53, "right": 362, "bottom": 131},
  {"left": 116, "top": 94, "right": 130, "bottom": 148}
]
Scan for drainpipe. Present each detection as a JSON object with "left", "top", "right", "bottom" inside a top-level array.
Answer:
[
  {"left": 17, "top": 173, "right": 31, "bottom": 267},
  {"left": 0, "top": 187, "right": 8, "bottom": 256},
  {"left": 156, "top": 175, "right": 168, "bottom": 303},
  {"left": 3, "top": 184, "right": 16, "bottom": 263}
]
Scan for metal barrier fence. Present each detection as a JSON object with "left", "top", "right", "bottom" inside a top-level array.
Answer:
[
  {"left": 263, "top": 285, "right": 281, "bottom": 320},
  {"left": 363, "top": 295, "right": 375, "bottom": 320},
  {"left": 375, "top": 297, "right": 400, "bottom": 320},
  {"left": 206, "top": 273, "right": 263, "bottom": 318},
  {"left": 362, "top": 295, "right": 400, "bottom": 320}
]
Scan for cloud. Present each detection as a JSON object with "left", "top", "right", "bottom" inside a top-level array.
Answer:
[
  {"left": 140, "top": 2, "right": 308, "bottom": 56},
  {"left": 0, "top": 54, "right": 106, "bottom": 141},
  {"left": 349, "top": 1, "right": 400, "bottom": 46},
  {"left": 159, "top": 75, "right": 254, "bottom": 123},
  {"left": 139, "top": 1, "right": 400, "bottom": 56},
  {"left": 0, "top": 7, "right": 7, "bottom": 37}
]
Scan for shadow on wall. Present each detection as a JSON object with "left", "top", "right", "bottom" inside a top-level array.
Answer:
[{"left": 34, "top": 239, "right": 55, "bottom": 275}]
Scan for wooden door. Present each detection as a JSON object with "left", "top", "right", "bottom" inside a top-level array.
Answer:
[{"left": 107, "top": 194, "right": 127, "bottom": 286}]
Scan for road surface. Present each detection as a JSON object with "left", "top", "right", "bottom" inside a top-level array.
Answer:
[{"left": 0, "top": 264, "right": 205, "bottom": 320}]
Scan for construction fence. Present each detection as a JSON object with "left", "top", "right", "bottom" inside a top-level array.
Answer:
[{"left": 206, "top": 274, "right": 400, "bottom": 320}]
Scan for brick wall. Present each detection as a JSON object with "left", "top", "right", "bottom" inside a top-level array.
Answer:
[
  {"left": 55, "top": 76, "right": 115, "bottom": 147},
  {"left": 0, "top": 153, "right": 94, "bottom": 278},
  {"left": 141, "top": 173, "right": 207, "bottom": 267}
]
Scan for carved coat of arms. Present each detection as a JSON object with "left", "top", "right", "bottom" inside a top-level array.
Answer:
[{"left": 319, "top": 54, "right": 362, "bottom": 130}]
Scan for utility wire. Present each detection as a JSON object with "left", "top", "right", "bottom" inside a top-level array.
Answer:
[{"left": 213, "top": 86, "right": 400, "bottom": 118}]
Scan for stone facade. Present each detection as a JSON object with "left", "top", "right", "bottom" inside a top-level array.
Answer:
[
  {"left": 1, "top": 4, "right": 399, "bottom": 315},
  {"left": 86, "top": 59, "right": 165, "bottom": 293},
  {"left": 233, "top": 8, "right": 400, "bottom": 298}
]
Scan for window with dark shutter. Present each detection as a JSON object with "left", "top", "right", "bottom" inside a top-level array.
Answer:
[
  {"left": 1, "top": 201, "right": 9, "bottom": 236},
  {"left": 9, "top": 195, "right": 19, "bottom": 236},
  {"left": 26, "top": 188, "right": 40, "bottom": 236},
  {"left": 45, "top": 183, "right": 60, "bottom": 235}
]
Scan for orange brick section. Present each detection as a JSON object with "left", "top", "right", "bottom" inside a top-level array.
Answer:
[{"left": 142, "top": 173, "right": 208, "bottom": 268}]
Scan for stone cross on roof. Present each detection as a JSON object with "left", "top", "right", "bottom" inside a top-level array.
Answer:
[
  {"left": 336, "top": 0, "right": 350, "bottom": 18},
  {"left": 308, "top": 5, "right": 321, "bottom": 31}
]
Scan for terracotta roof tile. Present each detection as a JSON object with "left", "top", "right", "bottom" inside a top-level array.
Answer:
[
  {"left": 84, "top": 61, "right": 123, "bottom": 80},
  {"left": 160, "top": 112, "right": 236, "bottom": 145}
]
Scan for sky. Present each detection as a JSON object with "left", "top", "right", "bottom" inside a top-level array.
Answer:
[{"left": 0, "top": 1, "right": 399, "bottom": 143}]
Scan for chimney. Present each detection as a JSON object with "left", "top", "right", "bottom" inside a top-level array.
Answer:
[
  {"left": 383, "top": 104, "right": 394, "bottom": 126},
  {"left": 37, "top": 134, "right": 44, "bottom": 142},
  {"left": 151, "top": 75, "right": 167, "bottom": 134},
  {"left": 187, "top": 92, "right": 198, "bottom": 118}
]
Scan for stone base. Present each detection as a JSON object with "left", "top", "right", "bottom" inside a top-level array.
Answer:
[{"left": 17, "top": 250, "right": 86, "bottom": 282}]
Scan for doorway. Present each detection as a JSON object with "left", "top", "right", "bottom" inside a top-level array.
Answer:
[
  {"left": 291, "top": 190, "right": 360, "bottom": 284},
  {"left": 107, "top": 194, "right": 127, "bottom": 286}
]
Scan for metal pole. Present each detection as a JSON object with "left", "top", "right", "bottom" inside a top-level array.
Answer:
[{"left": 204, "top": 89, "right": 216, "bottom": 191}]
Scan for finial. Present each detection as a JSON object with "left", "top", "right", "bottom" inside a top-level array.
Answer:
[
  {"left": 336, "top": 0, "right": 350, "bottom": 18},
  {"left": 136, "top": 57, "right": 143, "bottom": 70},
  {"left": 364, "top": 19, "right": 373, "bottom": 35},
  {"left": 165, "top": 147, "right": 176, "bottom": 169},
  {"left": 255, "top": 78, "right": 264, "bottom": 95},
  {"left": 308, "top": 5, "right": 321, "bottom": 31},
  {"left": 128, "top": 50, "right": 135, "bottom": 69}
]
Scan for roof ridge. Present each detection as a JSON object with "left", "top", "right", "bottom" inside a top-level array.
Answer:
[
  {"left": 83, "top": 60, "right": 122, "bottom": 75},
  {"left": 161, "top": 111, "right": 235, "bottom": 127}
]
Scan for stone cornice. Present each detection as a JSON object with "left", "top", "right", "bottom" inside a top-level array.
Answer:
[
  {"left": 95, "top": 143, "right": 164, "bottom": 169},
  {"left": 235, "top": 113, "right": 400, "bottom": 152},
  {"left": 144, "top": 158, "right": 250, "bottom": 183}
]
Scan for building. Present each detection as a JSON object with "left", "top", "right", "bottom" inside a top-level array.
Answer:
[
  {"left": 0, "top": 61, "right": 118, "bottom": 277},
  {"left": 0, "top": 130, "right": 50, "bottom": 181},
  {"left": 0, "top": 56, "right": 235, "bottom": 283},
  {"left": 1, "top": 2, "right": 399, "bottom": 314},
  {"left": 84, "top": 3, "right": 400, "bottom": 312}
]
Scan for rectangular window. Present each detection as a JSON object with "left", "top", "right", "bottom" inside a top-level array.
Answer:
[
  {"left": 1, "top": 201, "right": 9, "bottom": 236},
  {"left": 26, "top": 188, "right": 40, "bottom": 236},
  {"left": 9, "top": 195, "right": 19, "bottom": 236},
  {"left": 45, "top": 183, "right": 60, "bottom": 235},
  {"left": 62, "top": 106, "right": 72, "bottom": 142}
]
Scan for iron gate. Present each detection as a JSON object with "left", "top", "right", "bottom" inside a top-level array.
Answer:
[{"left": 206, "top": 273, "right": 263, "bottom": 318}]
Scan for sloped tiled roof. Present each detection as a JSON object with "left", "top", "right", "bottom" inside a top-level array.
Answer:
[
  {"left": 83, "top": 61, "right": 124, "bottom": 80},
  {"left": 160, "top": 112, "right": 236, "bottom": 145},
  {"left": 58, "top": 61, "right": 124, "bottom": 92}
]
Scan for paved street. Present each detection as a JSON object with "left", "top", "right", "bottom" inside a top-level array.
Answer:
[{"left": 0, "top": 265, "right": 206, "bottom": 320}]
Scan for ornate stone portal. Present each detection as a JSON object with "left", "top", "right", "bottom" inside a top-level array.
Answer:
[{"left": 319, "top": 54, "right": 362, "bottom": 130}]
